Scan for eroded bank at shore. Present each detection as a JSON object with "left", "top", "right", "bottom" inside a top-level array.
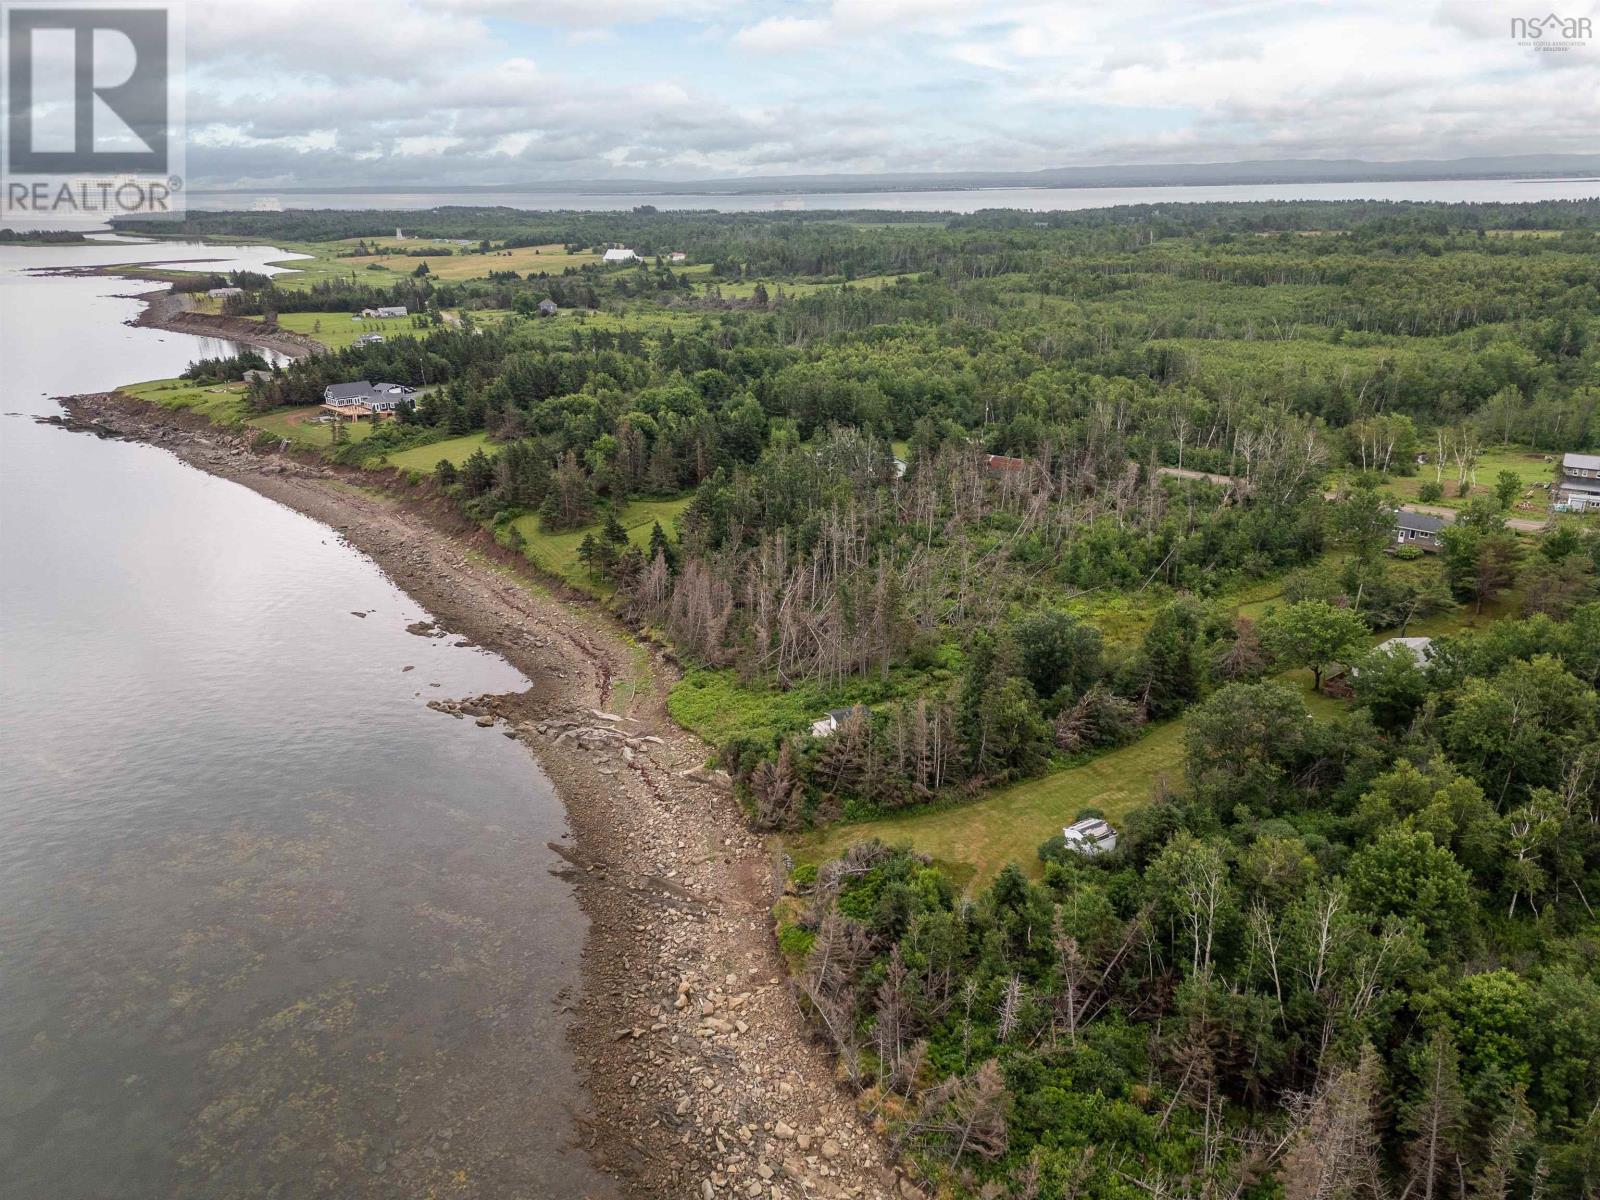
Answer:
[{"left": 59, "top": 388, "right": 906, "bottom": 1200}]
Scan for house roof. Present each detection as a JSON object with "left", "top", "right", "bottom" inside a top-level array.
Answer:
[
  {"left": 826, "top": 707, "right": 858, "bottom": 722},
  {"left": 985, "top": 454, "right": 1026, "bottom": 471},
  {"left": 1396, "top": 510, "right": 1449, "bottom": 533},
  {"left": 1561, "top": 452, "right": 1600, "bottom": 472},
  {"left": 1375, "top": 636, "right": 1433, "bottom": 661},
  {"left": 325, "top": 380, "right": 413, "bottom": 404},
  {"left": 1065, "top": 817, "right": 1115, "bottom": 841}
]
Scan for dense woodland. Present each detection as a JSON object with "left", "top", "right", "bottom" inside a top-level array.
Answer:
[{"left": 159, "top": 201, "right": 1600, "bottom": 1196}]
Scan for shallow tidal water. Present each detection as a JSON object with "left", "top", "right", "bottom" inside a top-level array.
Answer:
[{"left": 0, "top": 242, "right": 614, "bottom": 1197}]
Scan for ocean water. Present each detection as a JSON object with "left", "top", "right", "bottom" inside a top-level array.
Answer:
[
  {"left": 194, "top": 176, "right": 1600, "bottom": 214},
  {"left": 0, "top": 243, "right": 613, "bottom": 1197}
]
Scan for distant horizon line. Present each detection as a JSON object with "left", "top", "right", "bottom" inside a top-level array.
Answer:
[{"left": 187, "top": 153, "right": 1600, "bottom": 198}]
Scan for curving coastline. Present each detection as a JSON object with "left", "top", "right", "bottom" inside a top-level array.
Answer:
[
  {"left": 123, "top": 282, "right": 327, "bottom": 358},
  {"left": 59, "top": 388, "right": 900, "bottom": 1200}
]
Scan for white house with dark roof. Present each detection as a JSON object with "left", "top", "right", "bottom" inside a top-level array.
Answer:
[
  {"left": 1062, "top": 817, "right": 1118, "bottom": 856},
  {"left": 1556, "top": 453, "right": 1600, "bottom": 511}
]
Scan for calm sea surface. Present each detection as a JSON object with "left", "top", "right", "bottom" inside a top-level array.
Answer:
[
  {"left": 195, "top": 176, "right": 1600, "bottom": 213},
  {"left": 0, "top": 242, "right": 613, "bottom": 1197}
]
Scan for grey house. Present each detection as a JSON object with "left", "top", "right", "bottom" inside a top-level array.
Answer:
[
  {"left": 321, "top": 380, "right": 415, "bottom": 416},
  {"left": 1556, "top": 453, "right": 1600, "bottom": 511},
  {"left": 1394, "top": 509, "right": 1448, "bottom": 553},
  {"left": 538, "top": 299, "right": 559, "bottom": 316}
]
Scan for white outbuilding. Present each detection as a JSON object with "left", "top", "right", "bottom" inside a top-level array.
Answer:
[{"left": 1061, "top": 817, "right": 1118, "bottom": 857}]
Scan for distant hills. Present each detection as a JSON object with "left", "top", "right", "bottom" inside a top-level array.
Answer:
[{"left": 204, "top": 155, "right": 1600, "bottom": 197}]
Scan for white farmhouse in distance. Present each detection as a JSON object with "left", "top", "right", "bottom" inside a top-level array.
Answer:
[
  {"left": 1062, "top": 817, "right": 1118, "bottom": 856},
  {"left": 603, "top": 247, "right": 639, "bottom": 263}
]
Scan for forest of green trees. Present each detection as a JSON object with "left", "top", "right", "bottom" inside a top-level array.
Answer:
[{"left": 165, "top": 200, "right": 1600, "bottom": 1197}]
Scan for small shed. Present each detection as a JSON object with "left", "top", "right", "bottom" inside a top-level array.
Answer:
[
  {"left": 356, "top": 333, "right": 386, "bottom": 345},
  {"left": 810, "top": 706, "right": 861, "bottom": 738},
  {"left": 1062, "top": 818, "right": 1118, "bottom": 857},
  {"left": 538, "top": 299, "right": 559, "bottom": 316}
]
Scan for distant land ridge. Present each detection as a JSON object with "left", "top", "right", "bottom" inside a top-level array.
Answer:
[{"left": 194, "top": 154, "right": 1600, "bottom": 196}]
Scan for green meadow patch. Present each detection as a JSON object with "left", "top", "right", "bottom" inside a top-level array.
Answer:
[
  {"left": 120, "top": 377, "right": 250, "bottom": 423},
  {"left": 785, "top": 719, "right": 1190, "bottom": 887},
  {"left": 509, "top": 494, "right": 693, "bottom": 591}
]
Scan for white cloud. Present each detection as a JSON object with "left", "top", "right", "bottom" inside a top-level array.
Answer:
[
  {"left": 732, "top": 17, "right": 832, "bottom": 52},
  {"left": 172, "top": 0, "right": 1600, "bottom": 188}
]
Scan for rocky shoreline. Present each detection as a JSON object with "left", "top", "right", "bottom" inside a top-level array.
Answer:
[
  {"left": 58, "top": 391, "right": 902, "bottom": 1200},
  {"left": 126, "top": 284, "right": 326, "bottom": 359}
]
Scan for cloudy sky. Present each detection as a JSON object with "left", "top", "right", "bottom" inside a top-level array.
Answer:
[{"left": 180, "top": 0, "right": 1600, "bottom": 188}]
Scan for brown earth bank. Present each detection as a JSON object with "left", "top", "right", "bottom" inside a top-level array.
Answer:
[
  {"left": 126, "top": 287, "right": 325, "bottom": 358},
  {"left": 57, "top": 390, "right": 904, "bottom": 1200}
]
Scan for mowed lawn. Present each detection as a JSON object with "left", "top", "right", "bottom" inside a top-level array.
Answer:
[
  {"left": 511, "top": 495, "right": 692, "bottom": 589},
  {"left": 248, "top": 406, "right": 374, "bottom": 449},
  {"left": 258, "top": 311, "right": 419, "bottom": 350},
  {"left": 786, "top": 719, "right": 1189, "bottom": 885},
  {"left": 379, "top": 431, "right": 493, "bottom": 472}
]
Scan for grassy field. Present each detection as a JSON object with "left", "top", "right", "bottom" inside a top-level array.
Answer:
[
  {"left": 332, "top": 239, "right": 604, "bottom": 281},
  {"left": 785, "top": 720, "right": 1190, "bottom": 885},
  {"left": 705, "top": 273, "right": 904, "bottom": 300},
  {"left": 248, "top": 406, "right": 374, "bottom": 449},
  {"left": 1371, "top": 444, "right": 1555, "bottom": 517},
  {"left": 378, "top": 431, "right": 494, "bottom": 472},
  {"left": 259, "top": 242, "right": 373, "bottom": 290},
  {"left": 510, "top": 495, "right": 693, "bottom": 590},
  {"left": 255, "top": 311, "right": 419, "bottom": 350},
  {"left": 122, "top": 377, "right": 250, "bottom": 423}
]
